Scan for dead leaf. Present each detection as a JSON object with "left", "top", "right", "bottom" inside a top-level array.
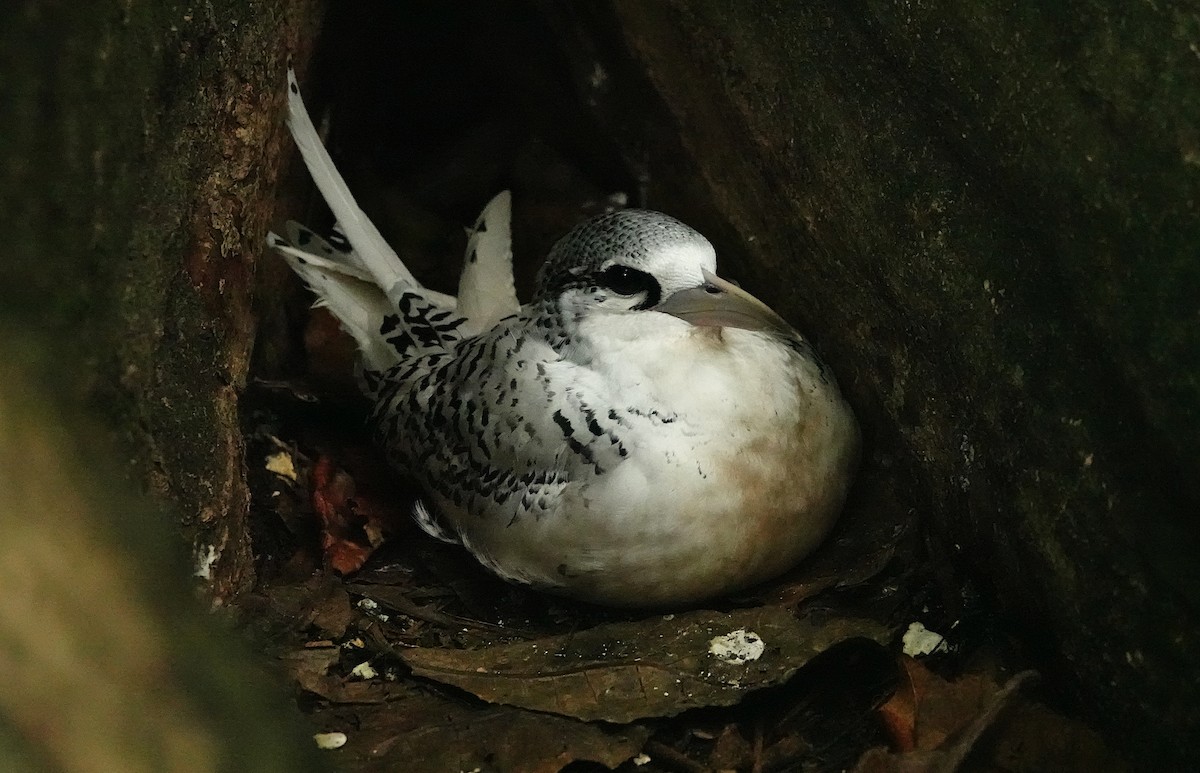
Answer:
[
  {"left": 871, "top": 657, "right": 1028, "bottom": 762},
  {"left": 709, "top": 724, "right": 753, "bottom": 769},
  {"left": 309, "top": 584, "right": 354, "bottom": 639},
  {"left": 311, "top": 455, "right": 374, "bottom": 574},
  {"left": 311, "top": 453, "right": 413, "bottom": 575},
  {"left": 401, "top": 606, "right": 890, "bottom": 722},
  {"left": 351, "top": 583, "right": 534, "bottom": 637},
  {"left": 763, "top": 489, "right": 907, "bottom": 606},
  {"left": 909, "top": 665, "right": 1010, "bottom": 752},
  {"left": 310, "top": 684, "right": 650, "bottom": 773},
  {"left": 988, "top": 697, "right": 1130, "bottom": 773},
  {"left": 305, "top": 306, "right": 361, "bottom": 397},
  {"left": 877, "top": 656, "right": 923, "bottom": 752},
  {"left": 255, "top": 574, "right": 355, "bottom": 639},
  {"left": 280, "top": 644, "right": 341, "bottom": 699},
  {"left": 855, "top": 671, "right": 1028, "bottom": 772},
  {"left": 282, "top": 643, "right": 411, "bottom": 705},
  {"left": 857, "top": 661, "right": 1127, "bottom": 772}
]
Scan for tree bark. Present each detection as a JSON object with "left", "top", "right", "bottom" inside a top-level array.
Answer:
[{"left": 1, "top": 0, "right": 323, "bottom": 599}]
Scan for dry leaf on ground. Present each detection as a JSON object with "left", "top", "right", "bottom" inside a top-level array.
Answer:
[
  {"left": 763, "top": 476, "right": 908, "bottom": 606},
  {"left": 311, "top": 456, "right": 374, "bottom": 574},
  {"left": 310, "top": 454, "right": 408, "bottom": 574},
  {"left": 310, "top": 685, "right": 649, "bottom": 773},
  {"left": 401, "top": 605, "right": 890, "bottom": 722},
  {"left": 858, "top": 658, "right": 1128, "bottom": 772}
]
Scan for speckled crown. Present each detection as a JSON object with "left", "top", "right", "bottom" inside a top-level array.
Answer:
[{"left": 533, "top": 209, "right": 708, "bottom": 300}]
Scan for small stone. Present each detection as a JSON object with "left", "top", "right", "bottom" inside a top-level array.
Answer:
[{"left": 313, "top": 732, "right": 347, "bottom": 750}]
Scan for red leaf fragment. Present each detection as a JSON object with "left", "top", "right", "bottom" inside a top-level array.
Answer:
[
  {"left": 311, "top": 455, "right": 377, "bottom": 575},
  {"left": 877, "top": 656, "right": 923, "bottom": 752}
]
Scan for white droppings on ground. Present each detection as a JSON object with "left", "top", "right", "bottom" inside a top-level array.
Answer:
[
  {"left": 902, "top": 621, "right": 949, "bottom": 656},
  {"left": 264, "top": 450, "right": 297, "bottom": 481},
  {"left": 350, "top": 661, "right": 378, "bottom": 680},
  {"left": 356, "top": 598, "right": 389, "bottom": 622},
  {"left": 708, "top": 628, "right": 765, "bottom": 664}
]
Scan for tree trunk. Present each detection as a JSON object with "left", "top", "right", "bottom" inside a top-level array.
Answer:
[{"left": 1, "top": 0, "right": 323, "bottom": 599}]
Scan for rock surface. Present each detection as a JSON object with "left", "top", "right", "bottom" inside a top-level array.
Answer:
[{"left": 542, "top": 1, "right": 1199, "bottom": 764}]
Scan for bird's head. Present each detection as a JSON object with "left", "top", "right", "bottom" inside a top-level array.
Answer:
[{"left": 534, "top": 209, "right": 796, "bottom": 339}]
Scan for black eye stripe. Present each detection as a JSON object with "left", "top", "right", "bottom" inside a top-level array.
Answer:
[
  {"left": 600, "top": 265, "right": 652, "bottom": 294},
  {"left": 597, "top": 265, "right": 662, "bottom": 308}
]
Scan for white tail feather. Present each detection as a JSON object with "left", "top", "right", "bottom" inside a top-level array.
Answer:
[
  {"left": 285, "top": 68, "right": 422, "bottom": 302},
  {"left": 270, "top": 68, "right": 521, "bottom": 376},
  {"left": 273, "top": 226, "right": 373, "bottom": 283},
  {"left": 267, "top": 232, "right": 400, "bottom": 371},
  {"left": 412, "top": 499, "right": 459, "bottom": 544},
  {"left": 457, "top": 190, "right": 521, "bottom": 337},
  {"left": 266, "top": 232, "right": 398, "bottom": 372}
]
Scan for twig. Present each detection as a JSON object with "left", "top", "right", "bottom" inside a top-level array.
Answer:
[
  {"left": 645, "top": 740, "right": 712, "bottom": 773},
  {"left": 752, "top": 720, "right": 765, "bottom": 773},
  {"left": 933, "top": 670, "right": 1039, "bottom": 773},
  {"left": 349, "top": 583, "right": 537, "bottom": 638}
]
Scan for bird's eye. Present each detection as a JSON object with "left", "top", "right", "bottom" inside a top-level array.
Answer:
[{"left": 598, "top": 265, "right": 655, "bottom": 296}]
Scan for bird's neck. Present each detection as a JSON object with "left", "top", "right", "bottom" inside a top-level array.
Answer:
[{"left": 530, "top": 299, "right": 580, "bottom": 357}]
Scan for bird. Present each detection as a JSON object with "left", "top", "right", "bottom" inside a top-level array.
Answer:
[{"left": 268, "top": 68, "right": 860, "bottom": 607}]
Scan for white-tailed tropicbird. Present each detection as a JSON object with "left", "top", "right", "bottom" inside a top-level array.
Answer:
[{"left": 269, "top": 68, "right": 860, "bottom": 607}]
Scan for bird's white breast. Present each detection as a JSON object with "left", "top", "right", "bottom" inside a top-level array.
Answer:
[{"left": 442, "top": 311, "right": 859, "bottom": 607}]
